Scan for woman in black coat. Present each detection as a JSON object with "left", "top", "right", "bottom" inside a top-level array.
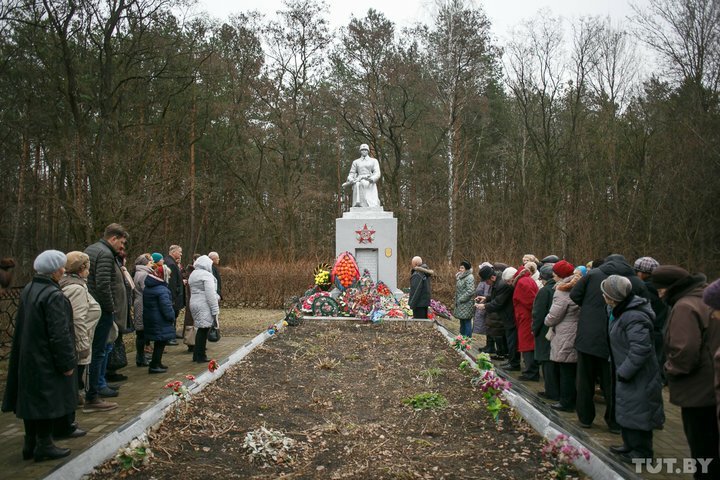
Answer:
[
  {"left": 2, "top": 250, "right": 77, "bottom": 461},
  {"left": 602, "top": 275, "right": 664, "bottom": 463}
]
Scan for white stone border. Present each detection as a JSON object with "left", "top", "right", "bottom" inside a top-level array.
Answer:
[
  {"left": 434, "top": 322, "right": 628, "bottom": 480},
  {"left": 45, "top": 323, "right": 285, "bottom": 480}
]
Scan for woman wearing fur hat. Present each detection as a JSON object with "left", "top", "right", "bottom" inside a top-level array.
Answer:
[
  {"left": 189, "top": 255, "right": 220, "bottom": 363},
  {"left": 454, "top": 261, "right": 475, "bottom": 337},
  {"left": 2, "top": 250, "right": 77, "bottom": 461},
  {"left": 653, "top": 266, "right": 720, "bottom": 478},
  {"left": 132, "top": 254, "right": 153, "bottom": 367},
  {"left": 59, "top": 252, "right": 101, "bottom": 405},
  {"left": 602, "top": 275, "right": 664, "bottom": 463},
  {"left": 544, "top": 260, "right": 580, "bottom": 412},
  {"left": 142, "top": 264, "right": 176, "bottom": 373}
]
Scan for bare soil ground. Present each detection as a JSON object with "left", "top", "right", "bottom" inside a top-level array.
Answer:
[{"left": 94, "top": 320, "right": 559, "bottom": 479}]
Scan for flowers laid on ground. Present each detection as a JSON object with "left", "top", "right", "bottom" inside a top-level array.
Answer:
[
  {"left": 475, "top": 370, "right": 512, "bottom": 421},
  {"left": 452, "top": 335, "right": 472, "bottom": 352},
  {"left": 541, "top": 433, "right": 591, "bottom": 479},
  {"left": 243, "top": 425, "right": 297, "bottom": 467},
  {"left": 267, "top": 319, "right": 288, "bottom": 335},
  {"left": 301, "top": 291, "right": 331, "bottom": 312},
  {"left": 331, "top": 251, "right": 360, "bottom": 289},
  {"left": 115, "top": 437, "right": 153, "bottom": 470},
  {"left": 430, "top": 299, "right": 452, "bottom": 319},
  {"left": 164, "top": 374, "right": 195, "bottom": 402},
  {"left": 313, "top": 263, "right": 332, "bottom": 291},
  {"left": 311, "top": 296, "right": 339, "bottom": 316},
  {"left": 208, "top": 359, "right": 219, "bottom": 373}
]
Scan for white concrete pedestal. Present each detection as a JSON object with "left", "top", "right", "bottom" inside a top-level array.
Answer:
[{"left": 335, "top": 207, "right": 399, "bottom": 292}]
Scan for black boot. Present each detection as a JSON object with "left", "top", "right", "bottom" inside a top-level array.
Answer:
[
  {"left": 22, "top": 435, "right": 36, "bottom": 460},
  {"left": 34, "top": 436, "right": 70, "bottom": 462}
]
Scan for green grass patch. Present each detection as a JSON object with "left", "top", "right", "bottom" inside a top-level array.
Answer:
[{"left": 402, "top": 392, "right": 448, "bottom": 410}]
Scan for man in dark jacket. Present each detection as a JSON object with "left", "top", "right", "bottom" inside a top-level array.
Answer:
[
  {"left": 164, "top": 245, "right": 185, "bottom": 342},
  {"left": 84, "top": 223, "right": 127, "bottom": 411},
  {"left": 653, "top": 266, "right": 720, "bottom": 479},
  {"left": 532, "top": 265, "right": 559, "bottom": 400},
  {"left": 569, "top": 253, "right": 649, "bottom": 431},
  {"left": 478, "top": 265, "right": 519, "bottom": 370},
  {"left": 409, "top": 256, "right": 433, "bottom": 319},
  {"left": 2, "top": 250, "right": 77, "bottom": 461}
]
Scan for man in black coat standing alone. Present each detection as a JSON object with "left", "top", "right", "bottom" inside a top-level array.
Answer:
[{"left": 409, "top": 256, "right": 433, "bottom": 319}]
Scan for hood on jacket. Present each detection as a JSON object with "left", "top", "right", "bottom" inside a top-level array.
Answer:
[
  {"left": 144, "top": 274, "right": 166, "bottom": 288},
  {"left": 413, "top": 264, "right": 434, "bottom": 276},
  {"left": 59, "top": 274, "right": 86, "bottom": 288},
  {"left": 599, "top": 259, "right": 635, "bottom": 277},
  {"left": 194, "top": 255, "right": 213, "bottom": 273},
  {"left": 615, "top": 295, "right": 656, "bottom": 322}
]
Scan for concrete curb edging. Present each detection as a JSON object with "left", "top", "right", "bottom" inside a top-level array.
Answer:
[
  {"left": 434, "top": 323, "right": 625, "bottom": 480},
  {"left": 45, "top": 323, "right": 285, "bottom": 480}
]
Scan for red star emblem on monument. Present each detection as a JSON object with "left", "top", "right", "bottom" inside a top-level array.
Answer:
[{"left": 355, "top": 224, "right": 376, "bottom": 244}]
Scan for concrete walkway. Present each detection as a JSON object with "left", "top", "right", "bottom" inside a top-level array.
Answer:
[{"left": 0, "top": 334, "right": 254, "bottom": 479}]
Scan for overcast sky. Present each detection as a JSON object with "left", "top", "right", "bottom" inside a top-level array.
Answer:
[{"left": 195, "top": 0, "right": 649, "bottom": 41}]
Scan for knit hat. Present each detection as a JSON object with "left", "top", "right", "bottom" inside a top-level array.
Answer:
[
  {"left": 478, "top": 261, "right": 493, "bottom": 270},
  {"left": 502, "top": 267, "right": 518, "bottom": 283},
  {"left": 634, "top": 256, "right": 660, "bottom": 274},
  {"left": 151, "top": 252, "right": 163, "bottom": 263},
  {"left": 460, "top": 260, "right": 472, "bottom": 270},
  {"left": 541, "top": 255, "right": 559, "bottom": 264},
  {"left": 479, "top": 265, "right": 495, "bottom": 281},
  {"left": 552, "top": 260, "right": 574, "bottom": 279},
  {"left": 576, "top": 266, "right": 587, "bottom": 276},
  {"left": 34, "top": 250, "right": 67, "bottom": 275},
  {"left": 601, "top": 275, "right": 632, "bottom": 302},
  {"left": 65, "top": 251, "right": 89, "bottom": 274},
  {"left": 525, "top": 261, "right": 538, "bottom": 274},
  {"left": 703, "top": 278, "right": 720, "bottom": 310},
  {"left": 539, "top": 264, "right": 554, "bottom": 281},
  {"left": 651, "top": 265, "right": 690, "bottom": 289},
  {"left": 135, "top": 254, "right": 151, "bottom": 266}
]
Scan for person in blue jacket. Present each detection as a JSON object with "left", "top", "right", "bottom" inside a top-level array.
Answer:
[{"left": 142, "top": 265, "right": 176, "bottom": 373}]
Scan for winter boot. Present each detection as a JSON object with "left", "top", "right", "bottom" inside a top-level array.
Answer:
[
  {"left": 22, "top": 435, "right": 36, "bottom": 460},
  {"left": 33, "top": 436, "right": 70, "bottom": 462}
]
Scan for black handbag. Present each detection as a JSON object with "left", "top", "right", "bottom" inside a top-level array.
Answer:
[
  {"left": 107, "top": 337, "right": 128, "bottom": 370},
  {"left": 208, "top": 318, "right": 221, "bottom": 343}
]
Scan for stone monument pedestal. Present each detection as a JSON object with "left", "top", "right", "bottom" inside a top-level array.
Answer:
[{"left": 336, "top": 207, "right": 399, "bottom": 292}]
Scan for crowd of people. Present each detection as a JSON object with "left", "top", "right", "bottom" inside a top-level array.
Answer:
[
  {"left": 1, "top": 223, "right": 222, "bottom": 462},
  {"left": 408, "top": 253, "right": 720, "bottom": 477}
]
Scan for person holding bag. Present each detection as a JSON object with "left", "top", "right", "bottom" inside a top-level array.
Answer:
[{"left": 189, "top": 255, "right": 220, "bottom": 363}]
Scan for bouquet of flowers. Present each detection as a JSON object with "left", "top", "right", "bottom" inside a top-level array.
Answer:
[
  {"left": 475, "top": 370, "right": 512, "bottom": 421},
  {"left": 541, "top": 434, "right": 591, "bottom": 479},
  {"left": 301, "top": 291, "right": 331, "bottom": 312},
  {"left": 452, "top": 335, "right": 472, "bottom": 352},
  {"left": 430, "top": 299, "right": 452, "bottom": 319},
  {"left": 313, "top": 263, "right": 332, "bottom": 291}
]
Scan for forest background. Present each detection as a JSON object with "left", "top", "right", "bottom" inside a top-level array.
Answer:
[{"left": 1, "top": 0, "right": 719, "bottom": 300}]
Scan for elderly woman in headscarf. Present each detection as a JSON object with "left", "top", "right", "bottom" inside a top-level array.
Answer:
[
  {"left": 189, "top": 255, "right": 220, "bottom": 363},
  {"left": 602, "top": 275, "right": 664, "bottom": 463},
  {"left": 2, "top": 250, "right": 77, "bottom": 461}
]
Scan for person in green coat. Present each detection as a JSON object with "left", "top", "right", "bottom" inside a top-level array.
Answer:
[{"left": 454, "top": 261, "right": 476, "bottom": 337}]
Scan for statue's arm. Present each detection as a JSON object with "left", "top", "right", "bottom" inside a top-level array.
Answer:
[
  {"left": 369, "top": 158, "right": 381, "bottom": 183},
  {"left": 347, "top": 160, "right": 358, "bottom": 182}
]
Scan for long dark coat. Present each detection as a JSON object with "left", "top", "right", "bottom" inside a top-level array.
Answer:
[
  {"left": 143, "top": 275, "right": 176, "bottom": 342},
  {"left": 609, "top": 295, "right": 664, "bottom": 431},
  {"left": 164, "top": 255, "right": 185, "bottom": 313},
  {"left": 532, "top": 278, "right": 556, "bottom": 362},
  {"left": 485, "top": 277, "right": 514, "bottom": 328},
  {"left": 2, "top": 276, "right": 77, "bottom": 419},
  {"left": 570, "top": 255, "right": 649, "bottom": 358}
]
